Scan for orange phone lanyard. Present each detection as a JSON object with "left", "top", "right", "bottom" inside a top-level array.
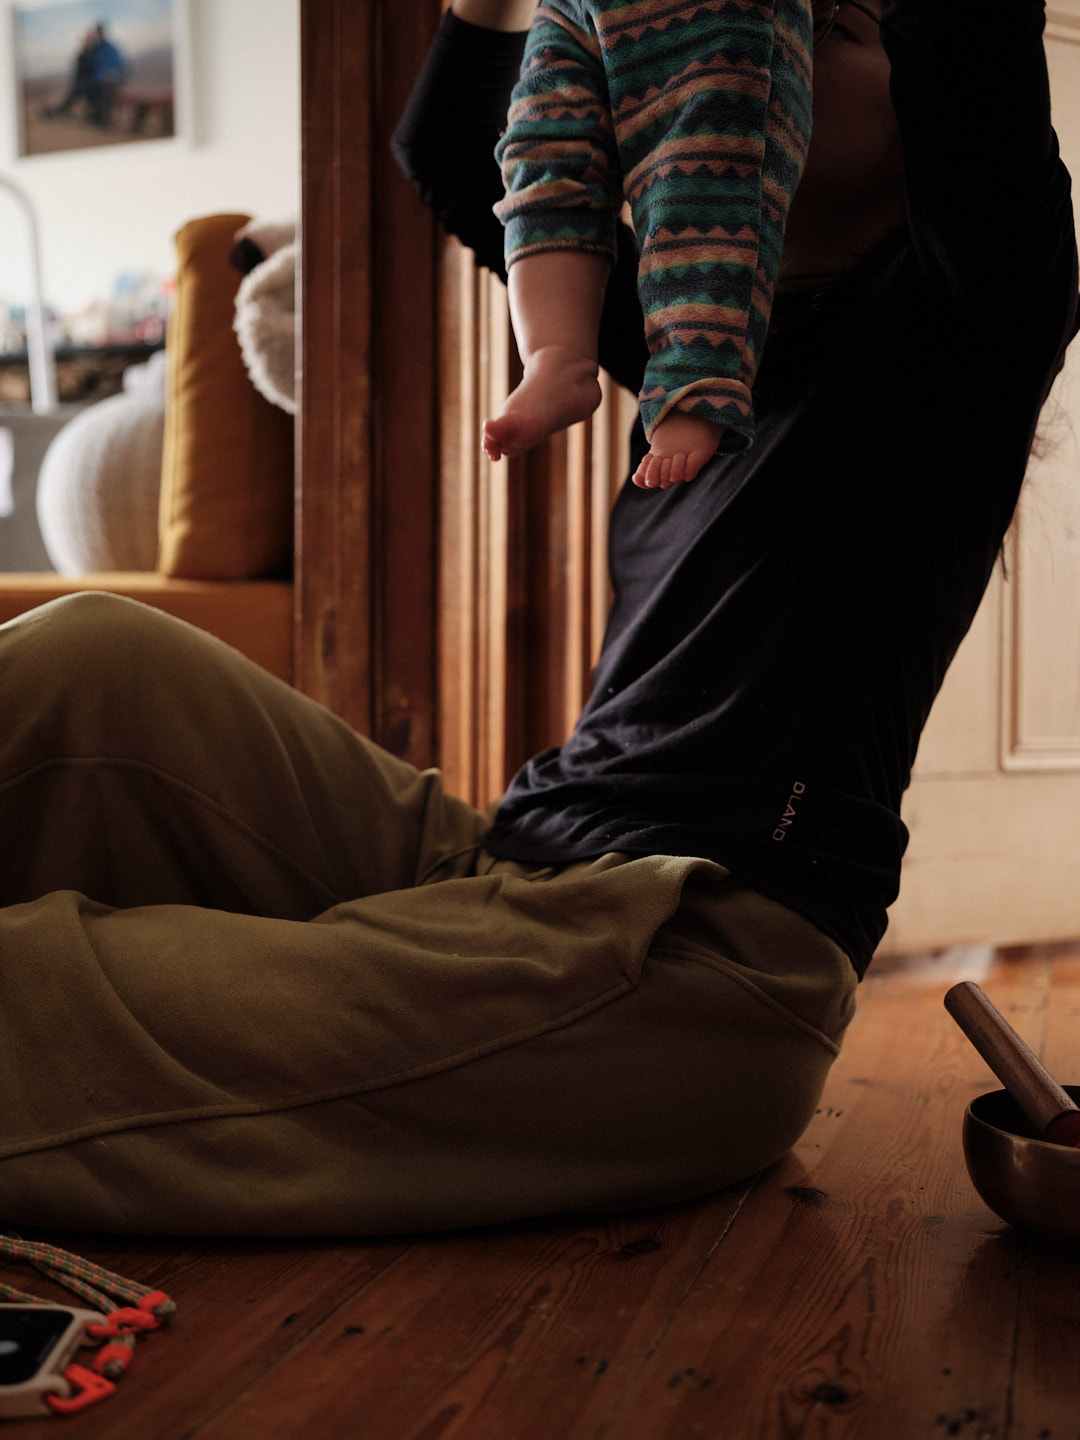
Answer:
[{"left": 0, "top": 1234, "right": 175, "bottom": 1414}]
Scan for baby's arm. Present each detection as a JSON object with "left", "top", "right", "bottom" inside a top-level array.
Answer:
[
  {"left": 620, "top": 1, "right": 813, "bottom": 486},
  {"left": 494, "top": 5, "right": 623, "bottom": 270},
  {"left": 485, "top": 4, "right": 623, "bottom": 459}
]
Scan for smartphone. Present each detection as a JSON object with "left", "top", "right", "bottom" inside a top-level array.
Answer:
[{"left": 0, "top": 1304, "right": 105, "bottom": 1417}]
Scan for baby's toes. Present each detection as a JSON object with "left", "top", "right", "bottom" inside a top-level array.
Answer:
[
  {"left": 632, "top": 452, "right": 660, "bottom": 489},
  {"left": 681, "top": 448, "right": 711, "bottom": 483},
  {"left": 662, "top": 452, "right": 688, "bottom": 487},
  {"left": 481, "top": 421, "right": 503, "bottom": 462}
]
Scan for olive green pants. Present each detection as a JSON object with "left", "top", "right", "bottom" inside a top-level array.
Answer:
[{"left": 0, "top": 594, "right": 856, "bottom": 1236}]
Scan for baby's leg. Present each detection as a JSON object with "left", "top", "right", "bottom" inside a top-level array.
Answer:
[
  {"left": 482, "top": 249, "right": 608, "bottom": 462},
  {"left": 632, "top": 412, "right": 725, "bottom": 490}
]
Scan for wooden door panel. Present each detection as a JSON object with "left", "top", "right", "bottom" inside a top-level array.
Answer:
[
  {"left": 1005, "top": 351, "right": 1080, "bottom": 769},
  {"left": 436, "top": 237, "right": 634, "bottom": 810},
  {"left": 911, "top": 567, "right": 1004, "bottom": 778},
  {"left": 296, "top": 0, "right": 441, "bottom": 766},
  {"left": 437, "top": 246, "right": 514, "bottom": 807}
]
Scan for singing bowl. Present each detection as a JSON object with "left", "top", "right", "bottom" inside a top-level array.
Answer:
[{"left": 963, "top": 1086, "right": 1080, "bottom": 1244}]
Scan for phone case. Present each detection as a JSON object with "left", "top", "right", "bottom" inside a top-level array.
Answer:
[{"left": 0, "top": 1304, "right": 106, "bottom": 1417}]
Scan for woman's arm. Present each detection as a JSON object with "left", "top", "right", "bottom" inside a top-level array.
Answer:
[
  {"left": 450, "top": 0, "right": 539, "bottom": 31},
  {"left": 883, "top": 0, "right": 1077, "bottom": 310},
  {"left": 392, "top": 9, "right": 529, "bottom": 278},
  {"left": 392, "top": 3, "right": 648, "bottom": 394}
]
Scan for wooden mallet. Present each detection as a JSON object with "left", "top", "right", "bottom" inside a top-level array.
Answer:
[{"left": 945, "top": 981, "right": 1080, "bottom": 1149}]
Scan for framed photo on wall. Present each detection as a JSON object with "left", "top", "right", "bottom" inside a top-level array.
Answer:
[{"left": 7, "top": 0, "right": 191, "bottom": 159}]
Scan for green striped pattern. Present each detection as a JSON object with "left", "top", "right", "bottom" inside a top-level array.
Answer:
[{"left": 495, "top": 0, "right": 812, "bottom": 444}]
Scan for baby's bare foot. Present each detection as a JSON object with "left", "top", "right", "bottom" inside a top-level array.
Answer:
[
  {"left": 483, "top": 347, "right": 602, "bottom": 461},
  {"left": 632, "top": 412, "right": 724, "bottom": 490}
]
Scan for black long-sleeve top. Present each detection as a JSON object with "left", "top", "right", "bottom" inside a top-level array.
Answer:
[{"left": 394, "top": 3, "right": 1079, "bottom": 977}]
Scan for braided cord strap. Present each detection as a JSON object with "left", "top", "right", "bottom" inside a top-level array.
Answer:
[
  {"left": 0, "top": 1232, "right": 175, "bottom": 1330},
  {"left": 0, "top": 1280, "right": 50, "bottom": 1306},
  {"left": 0, "top": 1234, "right": 173, "bottom": 1316}
]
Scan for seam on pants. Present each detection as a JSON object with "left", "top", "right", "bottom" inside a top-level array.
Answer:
[
  {"left": 416, "top": 843, "right": 483, "bottom": 887},
  {"left": 0, "top": 975, "right": 638, "bottom": 1160},
  {"left": 650, "top": 943, "right": 845, "bottom": 1056},
  {"left": 0, "top": 756, "right": 344, "bottom": 907}
]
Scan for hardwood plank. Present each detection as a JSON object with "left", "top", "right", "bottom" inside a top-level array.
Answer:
[
  {"left": 0, "top": 1235, "right": 410, "bottom": 1439},
  {"left": 176, "top": 1193, "right": 754, "bottom": 1440},
  {"left": 1008, "top": 944, "right": 1080, "bottom": 1440},
  {"left": 1010, "top": 1233, "right": 1080, "bottom": 1440},
  {"left": 573, "top": 951, "right": 1057, "bottom": 1439},
  {"left": 1030, "top": 943, "right": 1080, "bottom": 1080}
]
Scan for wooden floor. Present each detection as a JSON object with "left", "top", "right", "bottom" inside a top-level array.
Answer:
[{"left": 8, "top": 943, "right": 1080, "bottom": 1439}]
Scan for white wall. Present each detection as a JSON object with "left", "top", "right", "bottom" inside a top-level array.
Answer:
[{"left": 0, "top": 0, "right": 300, "bottom": 318}]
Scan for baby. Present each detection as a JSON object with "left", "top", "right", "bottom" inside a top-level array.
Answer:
[{"left": 482, "top": 0, "right": 813, "bottom": 489}]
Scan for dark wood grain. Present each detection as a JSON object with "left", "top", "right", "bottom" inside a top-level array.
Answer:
[
  {"left": 0, "top": 1237, "right": 410, "bottom": 1440},
  {"left": 369, "top": 0, "right": 443, "bottom": 766},
  {"left": 187, "top": 1198, "right": 753, "bottom": 1440},
  {"left": 296, "top": 0, "right": 441, "bottom": 764},
  {"left": 436, "top": 245, "right": 632, "bottom": 809},
  {"left": 296, "top": 0, "right": 372, "bottom": 729},
  {"left": 552, "top": 951, "right": 1068, "bottom": 1440},
  {"left": 1008, "top": 949, "right": 1080, "bottom": 1440}
]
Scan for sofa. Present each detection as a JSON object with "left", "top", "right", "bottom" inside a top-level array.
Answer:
[{"left": 0, "top": 213, "right": 294, "bottom": 682}]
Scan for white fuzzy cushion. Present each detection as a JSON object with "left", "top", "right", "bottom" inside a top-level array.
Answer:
[
  {"left": 233, "top": 241, "right": 297, "bottom": 415},
  {"left": 36, "top": 389, "right": 164, "bottom": 574}
]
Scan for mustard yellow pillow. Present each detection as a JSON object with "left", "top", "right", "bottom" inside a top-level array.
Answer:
[{"left": 158, "top": 213, "right": 294, "bottom": 579}]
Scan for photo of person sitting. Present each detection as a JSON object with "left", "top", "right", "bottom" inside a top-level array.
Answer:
[{"left": 43, "top": 23, "right": 129, "bottom": 128}]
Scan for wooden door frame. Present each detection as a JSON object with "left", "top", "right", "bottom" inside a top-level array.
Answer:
[
  {"left": 295, "top": 0, "right": 443, "bottom": 766},
  {"left": 292, "top": 0, "right": 630, "bottom": 810}
]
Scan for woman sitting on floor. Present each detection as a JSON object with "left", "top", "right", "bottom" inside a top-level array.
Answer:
[{"left": 0, "top": 0, "right": 1074, "bottom": 1236}]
